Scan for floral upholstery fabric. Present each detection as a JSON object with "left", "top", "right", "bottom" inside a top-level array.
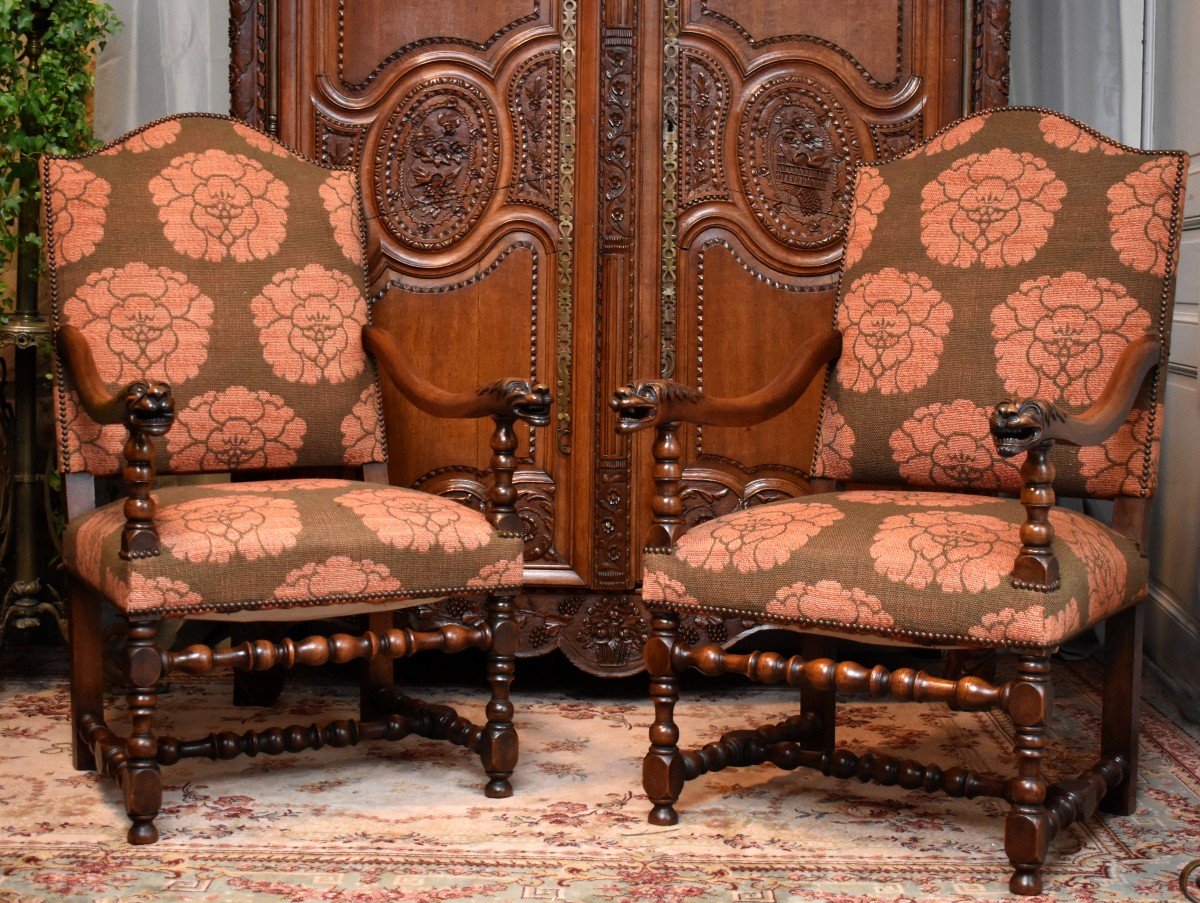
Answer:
[
  {"left": 812, "top": 109, "right": 1187, "bottom": 499},
  {"left": 63, "top": 479, "right": 524, "bottom": 617},
  {"left": 44, "top": 115, "right": 386, "bottom": 477},
  {"left": 643, "top": 491, "right": 1146, "bottom": 649}
]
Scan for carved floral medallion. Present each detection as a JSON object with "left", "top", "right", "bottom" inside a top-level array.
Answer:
[{"left": 377, "top": 77, "right": 500, "bottom": 251}]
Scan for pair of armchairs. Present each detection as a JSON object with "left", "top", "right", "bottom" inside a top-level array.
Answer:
[
  {"left": 46, "top": 115, "right": 550, "bottom": 845},
  {"left": 50, "top": 109, "right": 1184, "bottom": 897}
]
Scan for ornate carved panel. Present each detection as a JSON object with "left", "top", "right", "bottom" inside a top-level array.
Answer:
[
  {"left": 232, "top": 0, "right": 1009, "bottom": 677},
  {"left": 737, "top": 75, "right": 859, "bottom": 250},
  {"left": 375, "top": 77, "right": 501, "bottom": 251}
]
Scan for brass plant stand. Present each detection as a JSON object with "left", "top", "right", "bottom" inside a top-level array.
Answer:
[{"left": 0, "top": 187, "right": 67, "bottom": 646}]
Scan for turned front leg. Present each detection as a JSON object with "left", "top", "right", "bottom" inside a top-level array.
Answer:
[
  {"left": 644, "top": 608, "right": 685, "bottom": 826},
  {"left": 124, "top": 619, "right": 164, "bottom": 844},
  {"left": 481, "top": 594, "right": 519, "bottom": 798},
  {"left": 1005, "top": 654, "right": 1053, "bottom": 895}
]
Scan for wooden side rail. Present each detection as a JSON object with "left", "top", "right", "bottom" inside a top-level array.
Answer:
[
  {"left": 670, "top": 644, "right": 1008, "bottom": 711},
  {"left": 163, "top": 623, "right": 491, "bottom": 676}
]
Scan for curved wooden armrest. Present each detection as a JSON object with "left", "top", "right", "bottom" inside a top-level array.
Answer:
[
  {"left": 990, "top": 336, "right": 1161, "bottom": 456},
  {"left": 58, "top": 324, "right": 175, "bottom": 560},
  {"left": 611, "top": 329, "right": 842, "bottom": 432},
  {"left": 363, "top": 325, "right": 551, "bottom": 426},
  {"left": 59, "top": 324, "right": 175, "bottom": 432},
  {"left": 988, "top": 335, "right": 1161, "bottom": 595}
]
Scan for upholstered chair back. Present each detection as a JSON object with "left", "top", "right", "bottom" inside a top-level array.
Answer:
[
  {"left": 811, "top": 108, "right": 1187, "bottom": 499},
  {"left": 44, "top": 115, "right": 386, "bottom": 477}
]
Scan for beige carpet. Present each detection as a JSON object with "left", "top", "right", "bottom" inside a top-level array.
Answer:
[{"left": 0, "top": 647, "right": 1196, "bottom": 902}]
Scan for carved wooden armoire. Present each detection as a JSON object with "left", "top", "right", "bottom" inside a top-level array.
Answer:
[{"left": 230, "top": 0, "right": 1011, "bottom": 675}]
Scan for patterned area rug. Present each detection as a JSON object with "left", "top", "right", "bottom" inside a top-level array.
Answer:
[{"left": 0, "top": 648, "right": 1196, "bottom": 902}]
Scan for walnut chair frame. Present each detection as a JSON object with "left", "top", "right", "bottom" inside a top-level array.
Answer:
[
  {"left": 613, "top": 327, "right": 1160, "bottom": 896},
  {"left": 62, "top": 322, "right": 550, "bottom": 845}
]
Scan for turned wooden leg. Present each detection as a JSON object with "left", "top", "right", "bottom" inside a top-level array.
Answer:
[
  {"left": 480, "top": 595, "right": 518, "bottom": 799},
  {"left": 69, "top": 587, "right": 104, "bottom": 771},
  {"left": 124, "top": 619, "right": 164, "bottom": 845},
  {"left": 644, "top": 608, "right": 684, "bottom": 826},
  {"left": 361, "top": 610, "right": 396, "bottom": 722},
  {"left": 1101, "top": 604, "right": 1143, "bottom": 816},
  {"left": 232, "top": 622, "right": 287, "bottom": 707},
  {"left": 1005, "top": 654, "right": 1053, "bottom": 896},
  {"left": 800, "top": 634, "right": 836, "bottom": 751}
]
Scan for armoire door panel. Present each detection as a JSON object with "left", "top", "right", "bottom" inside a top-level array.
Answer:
[
  {"left": 335, "top": 1, "right": 548, "bottom": 90},
  {"left": 677, "top": 236, "right": 835, "bottom": 476},
  {"left": 661, "top": 0, "right": 960, "bottom": 519},
  {"left": 231, "top": 0, "right": 1010, "bottom": 676},
  {"left": 269, "top": 1, "right": 575, "bottom": 580}
]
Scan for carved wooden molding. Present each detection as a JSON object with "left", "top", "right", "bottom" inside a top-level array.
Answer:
[
  {"left": 679, "top": 47, "right": 730, "bottom": 208},
  {"left": 335, "top": 1, "right": 544, "bottom": 92},
  {"left": 509, "top": 49, "right": 562, "bottom": 213},
  {"left": 592, "top": 1, "right": 640, "bottom": 590},
  {"left": 659, "top": 0, "right": 682, "bottom": 378},
  {"left": 228, "top": 0, "right": 270, "bottom": 130},
  {"left": 697, "top": 0, "right": 907, "bottom": 89},
  {"left": 555, "top": 0, "right": 579, "bottom": 455},
  {"left": 972, "top": 0, "right": 1011, "bottom": 111}
]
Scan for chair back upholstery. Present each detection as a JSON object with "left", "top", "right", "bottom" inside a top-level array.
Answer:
[
  {"left": 44, "top": 115, "right": 387, "bottom": 477},
  {"left": 812, "top": 108, "right": 1187, "bottom": 499}
]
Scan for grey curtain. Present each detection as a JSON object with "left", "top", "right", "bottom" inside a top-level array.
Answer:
[
  {"left": 1011, "top": 0, "right": 1141, "bottom": 144},
  {"left": 93, "top": 0, "right": 230, "bottom": 142}
]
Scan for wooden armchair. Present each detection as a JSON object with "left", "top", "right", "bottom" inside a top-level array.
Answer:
[
  {"left": 45, "top": 115, "right": 550, "bottom": 844},
  {"left": 613, "top": 109, "right": 1187, "bottom": 895}
]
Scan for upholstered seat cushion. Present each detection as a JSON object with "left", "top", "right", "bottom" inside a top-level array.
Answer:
[
  {"left": 642, "top": 490, "right": 1146, "bottom": 649},
  {"left": 64, "top": 479, "right": 524, "bottom": 617}
]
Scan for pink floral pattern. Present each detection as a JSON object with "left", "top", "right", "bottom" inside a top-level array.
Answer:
[
  {"left": 341, "top": 387, "right": 386, "bottom": 466},
  {"left": 251, "top": 264, "right": 367, "bottom": 384},
  {"left": 765, "top": 579, "right": 894, "bottom": 629},
  {"left": 234, "top": 122, "right": 291, "bottom": 158},
  {"left": 673, "top": 501, "right": 844, "bottom": 573},
  {"left": 815, "top": 397, "right": 855, "bottom": 479},
  {"left": 167, "top": 388, "right": 307, "bottom": 472},
  {"left": 837, "top": 268, "right": 952, "bottom": 395},
  {"left": 60, "top": 392, "right": 126, "bottom": 474},
  {"left": 100, "top": 120, "right": 181, "bottom": 155},
  {"left": 922, "top": 114, "right": 989, "bottom": 155},
  {"left": 1038, "top": 115, "right": 1119, "bottom": 155},
  {"left": 121, "top": 573, "right": 204, "bottom": 612},
  {"left": 1050, "top": 509, "right": 1129, "bottom": 621},
  {"left": 47, "top": 160, "right": 110, "bottom": 264},
  {"left": 335, "top": 488, "right": 494, "bottom": 554},
  {"left": 273, "top": 555, "right": 403, "bottom": 601},
  {"left": 991, "top": 271, "right": 1151, "bottom": 405},
  {"left": 920, "top": 148, "right": 1066, "bottom": 268},
  {"left": 967, "top": 599, "right": 1082, "bottom": 646},
  {"left": 1108, "top": 156, "right": 1179, "bottom": 277},
  {"left": 642, "top": 571, "right": 701, "bottom": 607},
  {"left": 319, "top": 171, "right": 363, "bottom": 265},
  {"left": 1078, "top": 406, "right": 1159, "bottom": 497},
  {"left": 467, "top": 558, "right": 524, "bottom": 589},
  {"left": 870, "top": 510, "right": 1021, "bottom": 593},
  {"left": 838, "top": 490, "right": 1003, "bottom": 507},
  {"left": 63, "top": 263, "right": 213, "bottom": 385},
  {"left": 890, "top": 399, "right": 1020, "bottom": 491},
  {"left": 843, "top": 169, "right": 890, "bottom": 269},
  {"left": 69, "top": 503, "right": 127, "bottom": 586},
  {"left": 149, "top": 149, "right": 289, "bottom": 262},
  {"left": 159, "top": 494, "right": 302, "bottom": 564}
]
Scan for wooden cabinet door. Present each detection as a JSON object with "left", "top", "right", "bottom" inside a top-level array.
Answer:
[
  {"left": 641, "top": 0, "right": 997, "bottom": 555},
  {"left": 246, "top": 1, "right": 587, "bottom": 589},
  {"left": 230, "top": 0, "right": 1010, "bottom": 675}
]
